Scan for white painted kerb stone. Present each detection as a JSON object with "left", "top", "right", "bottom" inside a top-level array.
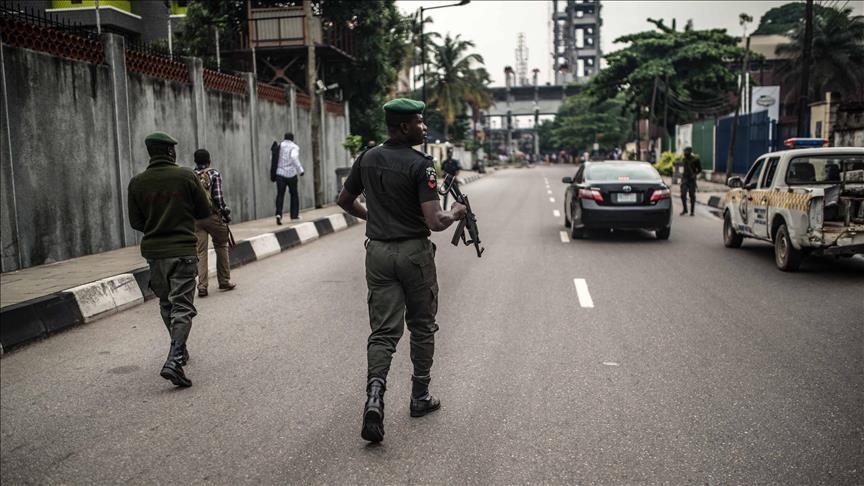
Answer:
[
  {"left": 327, "top": 214, "right": 348, "bottom": 231},
  {"left": 294, "top": 222, "right": 319, "bottom": 243},
  {"left": 65, "top": 273, "right": 144, "bottom": 322},
  {"left": 248, "top": 233, "right": 281, "bottom": 259}
]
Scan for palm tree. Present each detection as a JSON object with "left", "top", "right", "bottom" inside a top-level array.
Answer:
[
  {"left": 776, "top": 4, "right": 864, "bottom": 101},
  {"left": 462, "top": 67, "right": 494, "bottom": 139},
  {"left": 405, "top": 10, "right": 440, "bottom": 91},
  {"left": 427, "top": 34, "right": 486, "bottom": 140}
]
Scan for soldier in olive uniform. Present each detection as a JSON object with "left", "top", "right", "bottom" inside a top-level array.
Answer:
[
  {"left": 337, "top": 99, "right": 468, "bottom": 443},
  {"left": 680, "top": 146, "right": 702, "bottom": 216},
  {"left": 128, "top": 132, "right": 212, "bottom": 387}
]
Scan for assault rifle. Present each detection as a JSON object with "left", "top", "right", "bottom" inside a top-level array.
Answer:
[{"left": 440, "top": 174, "right": 484, "bottom": 258}]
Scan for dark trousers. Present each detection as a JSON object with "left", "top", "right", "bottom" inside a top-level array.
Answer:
[
  {"left": 442, "top": 180, "right": 459, "bottom": 210},
  {"left": 681, "top": 178, "right": 697, "bottom": 213},
  {"left": 365, "top": 238, "right": 439, "bottom": 383},
  {"left": 148, "top": 256, "right": 198, "bottom": 346},
  {"left": 275, "top": 175, "right": 299, "bottom": 219}
]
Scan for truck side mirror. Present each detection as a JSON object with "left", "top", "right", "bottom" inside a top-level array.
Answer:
[
  {"left": 562, "top": 177, "right": 573, "bottom": 184},
  {"left": 727, "top": 176, "right": 743, "bottom": 188}
]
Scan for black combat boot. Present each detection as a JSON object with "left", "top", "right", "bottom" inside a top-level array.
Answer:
[
  {"left": 159, "top": 341, "right": 192, "bottom": 387},
  {"left": 410, "top": 375, "right": 441, "bottom": 418},
  {"left": 178, "top": 344, "right": 190, "bottom": 366},
  {"left": 361, "top": 377, "right": 386, "bottom": 442}
]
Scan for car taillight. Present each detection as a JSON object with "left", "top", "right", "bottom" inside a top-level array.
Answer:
[
  {"left": 579, "top": 188, "right": 604, "bottom": 203},
  {"left": 650, "top": 188, "right": 671, "bottom": 202}
]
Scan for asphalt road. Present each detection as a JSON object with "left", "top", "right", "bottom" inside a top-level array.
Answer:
[{"left": 2, "top": 166, "right": 862, "bottom": 485}]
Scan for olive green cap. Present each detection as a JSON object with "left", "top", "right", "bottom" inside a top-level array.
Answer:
[
  {"left": 383, "top": 98, "right": 425, "bottom": 114},
  {"left": 144, "top": 131, "right": 178, "bottom": 145}
]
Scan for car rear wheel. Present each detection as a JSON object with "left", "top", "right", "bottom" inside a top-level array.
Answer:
[
  {"left": 723, "top": 212, "right": 743, "bottom": 248},
  {"left": 774, "top": 223, "right": 803, "bottom": 271},
  {"left": 564, "top": 204, "right": 571, "bottom": 228},
  {"left": 655, "top": 226, "right": 670, "bottom": 240}
]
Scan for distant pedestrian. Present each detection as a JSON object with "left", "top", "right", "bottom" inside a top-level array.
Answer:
[
  {"left": 680, "top": 146, "right": 702, "bottom": 216},
  {"left": 193, "top": 149, "right": 236, "bottom": 298},
  {"left": 128, "top": 132, "right": 211, "bottom": 388},
  {"left": 440, "top": 147, "right": 462, "bottom": 210},
  {"left": 274, "top": 133, "right": 304, "bottom": 225}
]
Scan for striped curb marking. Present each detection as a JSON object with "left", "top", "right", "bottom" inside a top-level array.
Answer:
[{"left": 0, "top": 213, "right": 362, "bottom": 354}]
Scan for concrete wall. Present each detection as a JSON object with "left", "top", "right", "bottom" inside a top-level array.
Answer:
[
  {"left": 0, "top": 35, "right": 351, "bottom": 272},
  {"left": 1, "top": 46, "right": 122, "bottom": 270}
]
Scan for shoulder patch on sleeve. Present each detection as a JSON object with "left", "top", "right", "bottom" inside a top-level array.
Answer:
[{"left": 425, "top": 166, "right": 437, "bottom": 189}]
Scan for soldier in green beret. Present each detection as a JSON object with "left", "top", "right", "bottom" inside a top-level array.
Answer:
[
  {"left": 128, "top": 131, "right": 212, "bottom": 388},
  {"left": 338, "top": 98, "right": 468, "bottom": 443}
]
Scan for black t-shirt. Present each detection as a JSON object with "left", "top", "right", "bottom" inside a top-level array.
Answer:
[
  {"left": 442, "top": 158, "right": 461, "bottom": 176},
  {"left": 343, "top": 143, "right": 440, "bottom": 241}
]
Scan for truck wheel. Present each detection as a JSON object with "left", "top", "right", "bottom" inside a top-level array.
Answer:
[
  {"left": 723, "top": 212, "right": 743, "bottom": 248},
  {"left": 774, "top": 224, "right": 803, "bottom": 272}
]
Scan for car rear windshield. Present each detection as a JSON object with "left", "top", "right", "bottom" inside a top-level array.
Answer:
[
  {"left": 586, "top": 163, "right": 661, "bottom": 182},
  {"left": 786, "top": 155, "right": 864, "bottom": 184}
]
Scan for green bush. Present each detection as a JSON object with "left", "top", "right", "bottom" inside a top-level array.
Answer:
[
  {"left": 655, "top": 151, "right": 680, "bottom": 176},
  {"left": 342, "top": 135, "right": 363, "bottom": 157}
]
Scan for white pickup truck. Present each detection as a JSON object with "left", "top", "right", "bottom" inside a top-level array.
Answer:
[{"left": 722, "top": 145, "right": 864, "bottom": 271}]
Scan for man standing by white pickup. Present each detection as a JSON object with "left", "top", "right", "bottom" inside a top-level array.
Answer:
[{"left": 275, "top": 132, "right": 304, "bottom": 225}]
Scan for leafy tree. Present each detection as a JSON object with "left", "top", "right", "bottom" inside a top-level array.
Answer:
[
  {"left": 753, "top": 2, "right": 833, "bottom": 36},
  {"left": 320, "top": 0, "right": 409, "bottom": 142},
  {"left": 775, "top": 3, "right": 864, "bottom": 101},
  {"left": 462, "top": 67, "right": 494, "bottom": 138},
  {"left": 588, "top": 20, "right": 750, "bottom": 134},
  {"left": 426, "top": 34, "right": 487, "bottom": 140},
  {"left": 547, "top": 93, "right": 633, "bottom": 153}
]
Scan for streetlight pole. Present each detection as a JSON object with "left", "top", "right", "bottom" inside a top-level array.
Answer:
[
  {"left": 796, "top": 0, "right": 814, "bottom": 137},
  {"left": 420, "top": 0, "right": 470, "bottom": 152}
]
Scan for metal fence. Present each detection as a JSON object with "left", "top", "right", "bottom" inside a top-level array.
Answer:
[{"left": 714, "top": 111, "right": 771, "bottom": 175}]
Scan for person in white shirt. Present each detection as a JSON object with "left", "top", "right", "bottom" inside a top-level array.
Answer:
[{"left": 275, "top": 132, "right": 304, "bottom": 224}]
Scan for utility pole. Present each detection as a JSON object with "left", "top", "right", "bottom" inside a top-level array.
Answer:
[
  {"left": 214, "top": 25, "right": 221, "bottom": 71},
  {"left": 726, "top": 15, "right": 752, "bottom": 181},
  {"left": 304, "top": 0, "right": 323, "bottom": 207},
  {"left": 94, "top": 0, "right": 101, "bottom": 34},
  {"left": 533, "top": 68, "right": 540, "bottom": 158},
  {"left": 796, "top": 0, "right": 814, "bottom": 136},
  {"left": 647, "top": 76, "right": 658, "bottom": 161},
  {"left": 662, "top": 73, "right": 669, "bottom": 152},
  {"left": 504, "top": 66, "right": 513, "bottom": 156}
]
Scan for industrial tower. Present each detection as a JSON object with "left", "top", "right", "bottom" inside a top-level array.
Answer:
[
  {"left": 515, "top": 32, "right": 530, "bottom": 86},
  {"left": 552, "top": 0, "right": 602, "bottom": 85}
]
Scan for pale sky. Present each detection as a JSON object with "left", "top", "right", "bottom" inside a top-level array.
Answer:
[{"left": 396, "top": 0, "right": 864, "bottom": 87}]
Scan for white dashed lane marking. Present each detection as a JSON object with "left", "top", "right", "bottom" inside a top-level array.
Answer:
[
  {"left": 559, "top": 231, "right": 570, "bottom": 243},
  {"left": 547, "top": 190, "right": 553, "bottom": 195},
  {"left": 549, "top": 197, "right": 556, "bottom": 203},
  {"left": 553, "top": 209, "right": 561, "bottom": 218},
  {"left": 573, "top": 278, "right": 594, "bottom": 308}
]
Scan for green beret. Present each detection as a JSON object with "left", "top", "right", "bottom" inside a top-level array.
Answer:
[
  {"left": 383, "top": 98, "right": 425, "bottom": 114},
  {"left": 145, "top": 131, "right": 178, "bottom": 145}
]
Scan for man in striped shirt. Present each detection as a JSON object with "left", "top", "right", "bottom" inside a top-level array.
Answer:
[{"left": 275, "top": 132, "right": 305, "bottom": 225}]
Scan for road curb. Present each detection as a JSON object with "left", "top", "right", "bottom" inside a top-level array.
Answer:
[{"left": 0, "top": 213, "right": 364, "bottom": 355}]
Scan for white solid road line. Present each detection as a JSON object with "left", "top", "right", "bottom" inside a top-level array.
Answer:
[
  {"left": 559, "top": 231, "right": 570, "bottom": 243},
  {"left": 553, "top": 209, "right": 561, "bottom": 218},
  {"left": 549, "top": 197, "right": 556, "bottom": 203},
  {"left": 573, "top": 278, "right": 594, "bottom": 308}
]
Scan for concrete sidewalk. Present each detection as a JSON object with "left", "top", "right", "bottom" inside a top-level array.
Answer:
[
  {"left": 663, "top": 175, "right": 729, "bottom": 210},
  {"left": 0, "top": 205, "right": 348, "bottom": 309}
]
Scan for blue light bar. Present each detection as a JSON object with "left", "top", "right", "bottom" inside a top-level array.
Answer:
[{"left": 784, "top": 138, "right": 829, "bottom": 148}]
